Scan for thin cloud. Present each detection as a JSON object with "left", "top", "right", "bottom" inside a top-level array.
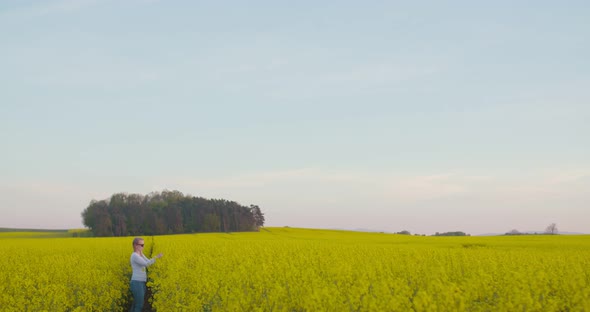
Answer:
[
  {"left": 1, "top": 168, "right": 587, "bottom": 231},
  {"left": 315, "top": 62, "right": 440, "bottom": 87},
  {"left": 0, "top": 0, "right": 101, "bottom": 20},
  {"left": 159, "top": 168, "right": 590, "bottom": 206}
]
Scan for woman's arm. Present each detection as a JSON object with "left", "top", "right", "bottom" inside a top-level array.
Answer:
[{"left": 132, "top": 252, "right": 156, "bottom": 268}]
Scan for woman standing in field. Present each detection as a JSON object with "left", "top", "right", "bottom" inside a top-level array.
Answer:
[{"left": 130, "top": 237, "right": 163, "bottom": 312}]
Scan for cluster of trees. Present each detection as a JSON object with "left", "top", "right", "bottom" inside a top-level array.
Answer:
[
  {"left": 394, "top": 230, "right": 425, "bottom": 236},
  {"left": 396, "top": 223, "right": 561, "bottom": 237},
  {"left": 81, "top": 190, "right": 265, "bottom": 237},
  {"left": 394, "top": 230, "right": 467, "bottom": 236},
  {"left": 433, "top": 231, "right": 470, "bottom": 236},
  {"left": 505, "top": 223, "right": 559, "bottom": 235}
]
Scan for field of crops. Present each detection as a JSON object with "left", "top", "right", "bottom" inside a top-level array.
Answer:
[
  {"left": 0, "top": 234, "right": 131, "bottom": 311},
  {"left": 1, "top": 228, "right": 589, "bottom": 311}
]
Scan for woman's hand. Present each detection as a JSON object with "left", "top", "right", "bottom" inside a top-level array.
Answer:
[{"left": 156, "top": 253, "right": 163, "bottom": 259}]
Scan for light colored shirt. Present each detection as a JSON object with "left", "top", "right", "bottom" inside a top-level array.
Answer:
[{"left": 130, "top": 252, "right": 156, "bottom": 282}]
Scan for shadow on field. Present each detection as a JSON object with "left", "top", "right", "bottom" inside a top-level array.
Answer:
[{"left": 143, "top": 286, "right": 155, "bottom": 312}]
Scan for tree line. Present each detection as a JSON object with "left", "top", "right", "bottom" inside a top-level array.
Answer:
[
  {"left": 505, "top": 223, "right": 559, "bottom": 235},
  {"left": 394, "top": 230, "right": 469, "bottom": 236},
  {"left": 81, "top": 190, "right": 265, "bottom": 237}
]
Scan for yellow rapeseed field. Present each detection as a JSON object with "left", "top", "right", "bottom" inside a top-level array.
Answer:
[
  {"left": 0, "top": 234, "right": 133, "bottom": 311},
  {"left": 1, "top": 228, "right": 589, "bottom": 311},
  {"left": 148, "top": 228, "right": 590, "bottom": 311}
]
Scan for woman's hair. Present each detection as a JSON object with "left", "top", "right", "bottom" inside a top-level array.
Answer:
[{"left": 132, "top": 237, "right": 143, "bottom": 247}]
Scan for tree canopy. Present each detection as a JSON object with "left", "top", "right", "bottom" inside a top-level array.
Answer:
[{"left": 81, "top": 190, "right": 264, "bottom": 237}]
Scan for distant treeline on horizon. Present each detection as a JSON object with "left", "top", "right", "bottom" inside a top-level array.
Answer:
[{"left": 81, "top": 190, "right": 265, "bottom": 237}]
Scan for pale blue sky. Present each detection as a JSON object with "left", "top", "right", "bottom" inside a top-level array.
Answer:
[{"left": 1, "top": 0, "right": 588, "bottom": 234}]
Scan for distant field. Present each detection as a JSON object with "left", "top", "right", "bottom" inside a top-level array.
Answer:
[
  {"left": 0, "top": 227, "right": 67, "bottom": 232},
  {"left": 1, "top": 228, "right": 589, "bottom": 311},
  {"left": 0, "top": 228, "right": 90, "bottom": 238}
]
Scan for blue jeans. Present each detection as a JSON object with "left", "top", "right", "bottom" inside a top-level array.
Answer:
[{"left": 130, "top": 280, "right": 146, "bottom": 312}]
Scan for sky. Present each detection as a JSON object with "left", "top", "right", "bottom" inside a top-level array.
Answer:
[{"left": 0, "top": 0, "right": 588, "bottom": 235}]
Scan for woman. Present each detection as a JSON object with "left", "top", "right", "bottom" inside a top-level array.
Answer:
[{"left": 130, "top": 237, "right": 163, "bottom": 312}]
